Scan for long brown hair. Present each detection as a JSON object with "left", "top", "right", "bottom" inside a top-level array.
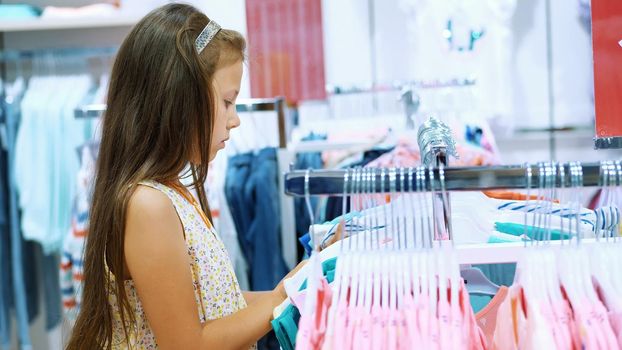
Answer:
[{"left": 66, "top": 4, "right": 245, "bottom": 349}]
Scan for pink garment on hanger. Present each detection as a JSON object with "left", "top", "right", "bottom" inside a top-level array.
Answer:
[
  {"left": 523, "top": 301, "right": 557, "bottom": 350},
  {"left": 589, "top": 300, "right": 619, "bottom": 350},
  {"left": 403, "top": 293, "right": 422, "bottom": 348},
  {"left": 397, "top": 306, "right": 412, "bottom": 350},
  {"left": 438, "top": 288, "right": 454, "bottom": 350},
  {"left": 417, "top": 295, "right": 434, "bottom": 350},
  {"left": 364, "top": 140, "right": 421, "bottom": 169},
  {"left": 450, "top": 285, "right": 465, "bottom": 349},
  {"left": 571, "top": 301, "right": 601, "bottom": 350},
  {"left": 321, "top": 128, "right": 390, "bottom": 166},
  {"left": 385, "top": 305, "right": 397, "bottom": 350},
  {"left": 534, "top": 299, "right": 566, "bottom": 350},
  {"left": 332, "top": 301, "right": 349, "bottom": 350},
  {"left": 350, "top": 305, "right": 367, "bottom": 350},
  {"left": 453, "top": 144, "right": 499, "bottom": 166},
  {"left": 541, "top": 299, "right": 571, "bottom": 350},
  {"left": 296, "top": 277, "right": 332, "bottom": 350},
  {"left": 429, "top": 304, "right": 442, "bottom": 350},
  {"left": 475, "top": 286, "right": 509, "bottom": 347},
  {"left": 371, "top": 304, "right": 384, "bottom": 350},
  {"left": 554, "top": 299, "right": 581, "bottom": 350},
  {"left": 491, "top": 285, "right": 521, "bottom": 350},
  {"left": 359, "top": 307, "right": 374, "bottom": 350},
  {"left": 594, "top": 280, "right": 622, "bottom": 349},
  {"left": 608, "top": 312, "right": 622, "bottom": 349},
  {"left": 363, "top": 139, "right": 499, "bottom": 170},
  {"left": 459, "top": 282, "right": 487, "bottom": 350}
]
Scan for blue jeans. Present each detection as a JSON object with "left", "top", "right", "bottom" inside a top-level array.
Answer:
[
  {"left": 3, "top": 97, "right": 32, "bottom": 349},
  {"left": 40, "top": 250, "right": 61, "bottom": 330},
  {"left": 243, "top": 148, "right": 288, "bottom": 291},
  {"left": 224, "top": 152, "right": 254, "bottom": 267}
]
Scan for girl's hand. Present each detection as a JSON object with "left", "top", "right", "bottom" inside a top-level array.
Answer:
[{"left": 274, "top": 259, "right": 308, "bottom": 299}]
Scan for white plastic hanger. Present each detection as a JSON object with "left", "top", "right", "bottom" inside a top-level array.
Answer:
[{"left": 301, "top": 169, "right": 323, "bottom": 317}]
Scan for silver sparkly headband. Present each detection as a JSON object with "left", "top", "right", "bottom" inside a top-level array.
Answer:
[{"left": 195, "top": 20, "right": 221, "bottom": 54}]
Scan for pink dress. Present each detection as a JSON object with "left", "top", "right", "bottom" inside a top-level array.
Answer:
[{"left": 295, "top": 277, "right": 332, "bottom": 350}]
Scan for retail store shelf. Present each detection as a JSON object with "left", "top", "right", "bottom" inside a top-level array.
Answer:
[{"left": 0, "top": 15, "right": 142, "bottom": 32}]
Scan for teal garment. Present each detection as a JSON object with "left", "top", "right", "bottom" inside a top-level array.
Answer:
[
  {"left": 469, "top": 294, "right": 493, "bottom": 314},
  {"left": 299, "top": 257, "right": 337, "bottom": 291},
  {"left": 495, "top": 222, "right": 571, "bottom": 241},
  {"left": 487, "top": 236, "right": 517, "bottom": 243},
  {"left": 271, "top": 304, "right": 300, "bottom": 350},
  {"left": 0, "top": 5, "right": 41, "bottom": 19},
  {"left": 473, "top": 263, "right": 516, "bottom": 288}
]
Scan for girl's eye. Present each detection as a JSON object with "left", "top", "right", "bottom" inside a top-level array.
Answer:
[{"left": 224, "top": 100, "right": 233, "bottom": 108}]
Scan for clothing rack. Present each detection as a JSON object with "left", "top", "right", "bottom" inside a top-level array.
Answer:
[
  {"left": 283, "top": 162, "right": 604, "bottom": 196},
  {"left": 325, "top": 78, "right": 476, "bottom": 95},
  {"left": 74, "top": 103, "right": 106, "bottom": 119},
  {"left": 73, "top": 97, "right": 290, "bottom": 149}
]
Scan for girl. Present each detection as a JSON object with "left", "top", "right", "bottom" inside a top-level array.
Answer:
[{"left": 66, "top": 4, "right": 304, "bottom": 349}]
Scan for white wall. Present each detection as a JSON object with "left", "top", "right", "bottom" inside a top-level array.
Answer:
[
  {"left": 319, "top": 0, "right": 595, "bottom": 130},
  {"left": 549, "top": 0, "right": 594, "bottom": 128},
  {"left": 321, "top": 0, "right": 373, "bottom": 87}
]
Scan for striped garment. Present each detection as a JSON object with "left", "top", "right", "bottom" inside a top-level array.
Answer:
[
  {"left": 60, "top": 145, "right": 95, "bottom": 320},
  {"left": 496, "top": 201, "right": 620, "bottom": 234}
]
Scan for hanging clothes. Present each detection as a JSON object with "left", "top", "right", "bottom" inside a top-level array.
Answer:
[
  {"left": 205, "top": 150, "right": 250, "bottom": 291},
  {"left": 225, "top": 147, "right": 289, "bottom": 291},
  {"left": 14, "top": 75, "right": 95, "bottom": 254},
  {"left": 60, "top": 144, "right": 96, "bottom": 320}
]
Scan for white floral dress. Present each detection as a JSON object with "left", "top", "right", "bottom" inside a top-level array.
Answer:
[{"left": 107, "top": 180, "right": 255, "bottom": 349}]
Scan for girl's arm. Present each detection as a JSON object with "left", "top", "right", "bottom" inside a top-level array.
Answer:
[
  {"left": 243, "top": 292, "right": 271, "bottom": 306},
  {"left": 125, "top": 186, "right": 297, "bottom": 350}
]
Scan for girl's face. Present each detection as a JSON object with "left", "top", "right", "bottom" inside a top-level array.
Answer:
[{"left": 210, "top": 60, "right": 243, "bottom": 161}]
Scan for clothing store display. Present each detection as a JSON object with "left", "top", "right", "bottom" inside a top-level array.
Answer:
[
  {"left": 206, "top": 152, "right": 250, "bottom": 291},
  {"left": 14, "top": 75, "right": 95, "bottom": 254},
  {"left": 294, "top": 133, "right": 326, "bottom": 259},
  {"left": 60, "top": 145, "right": 95, "bottom": 319},
  {"left": 225, "top": 148, "right": 289, "bottom": 291},
  {"left": 2, "top": 79, "right": 33, "bottom": 349},
  {"left": 0, "top": 2, "right": 617, "bottom": 348}
]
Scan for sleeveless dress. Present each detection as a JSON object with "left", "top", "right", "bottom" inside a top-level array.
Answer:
[{"left": 107, "top": 180, "right": 255, "bottom": 349}]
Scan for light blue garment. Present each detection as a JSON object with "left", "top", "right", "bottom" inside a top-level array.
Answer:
[
  {"left": 15, "top": 77, "right": 55, "bottom": 251},
  {"left": 0, "top": 5, "right": 41, "bottom": 20},
  {"left": 54, "top": 76, "right": 92, "bottom": 253},
  {"left": 15, "top": 76, "right": 92, "bottom": 254},
  {"left": 3, "top": 80, "right": 32, "bottom": 349}
]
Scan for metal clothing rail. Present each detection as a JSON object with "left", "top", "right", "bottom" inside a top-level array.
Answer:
[
  {"left": 74, "top": 97, "right": 289, "bottom": 148},
  {"left": 326, "top": 78, "right": 476, "bottom": 96},
  {"left": 284, "top": 162, "right": 605, "bottom": 196}
]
